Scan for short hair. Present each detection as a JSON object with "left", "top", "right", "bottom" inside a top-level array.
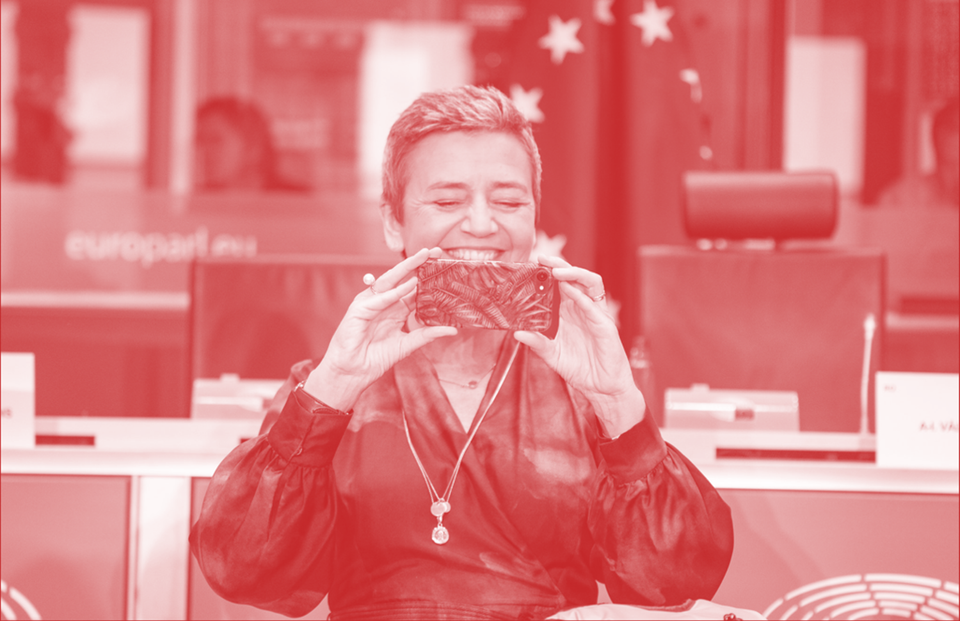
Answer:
[
  {"left": 381, "top": 85, "right": 542, "bottom": 223},
  {"left": 197, "top": 97, "right": 277, "bottom": 181}
]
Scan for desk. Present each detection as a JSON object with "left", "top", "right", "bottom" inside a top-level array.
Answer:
[
  {"left": 3, "top": 421, "right": 958, "bottom": 620},
  {"left": 660, "top": 430, "right": 959, "bottom": 617}
]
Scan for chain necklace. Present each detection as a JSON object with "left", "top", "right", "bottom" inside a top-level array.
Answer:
[
  {"left": 402, "top": 342, "right": 519, "bottom": 545},
  {"left": 435, "top": 364, "right": 497, "bottom": 389}
]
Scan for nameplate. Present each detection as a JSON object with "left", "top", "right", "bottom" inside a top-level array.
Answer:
[
  {"left": 664, "top": 386, "right": 799, "bottom": 431},
  {"left": 876, "top": 372, "right": 958, "bottom": 470},
  {"left": 191, "top": 376, "right": 283, "bottom": 420},
  {"left": 1, "top": 352, "right": 36, "bottom": 449}
]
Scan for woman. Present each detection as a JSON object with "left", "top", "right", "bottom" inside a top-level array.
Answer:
[
  {"left": 195, "top": 97, "right": 307, "bottom": 193},
  {"left": 190, "top": 85, "right": 733, "bottom": 620}
]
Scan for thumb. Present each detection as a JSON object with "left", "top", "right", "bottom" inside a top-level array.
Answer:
[
  {"left": 513, "top": 330, "right": 553, "bottom": 359},
  {"left": 399, "top": 326, "right": 459, "bottom": 358}
]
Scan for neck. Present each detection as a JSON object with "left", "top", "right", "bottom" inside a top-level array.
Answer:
[{"left": 420, "top": 328, "right": 506, "bottom": 375}]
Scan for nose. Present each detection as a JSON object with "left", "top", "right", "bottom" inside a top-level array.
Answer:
[{"left": 461, "top": 198, "right": 498, "bottom": 236}]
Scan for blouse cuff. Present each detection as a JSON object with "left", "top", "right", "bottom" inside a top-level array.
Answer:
[
  {"left": 598, "top": 410, "right": 668, "bottom": 484},
  {"left": 267, "top": 386, "right": 351, "bottom": 468}
]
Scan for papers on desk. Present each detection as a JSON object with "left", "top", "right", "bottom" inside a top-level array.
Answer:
[
  {"left": 664, "top": 385, "right": 800, "bottom": 431},
  {"left": 876, "top": 372, "right": 959, "bottom": 470},
  {"left": 1, "top": 352, "right": 35, "bottom": 448},
  {"left": 191, "top": 375, "right": 284, "bottom": 419}
]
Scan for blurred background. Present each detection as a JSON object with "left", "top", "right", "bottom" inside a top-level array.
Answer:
[
  {"left": 1, "top": 0, "right": 956, "bottom": 419},
  {"left": 0, "top": 2, "right": 958, "bottom": 620}
]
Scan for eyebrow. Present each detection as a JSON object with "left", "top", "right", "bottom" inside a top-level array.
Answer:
[
  {"left": 489, "top": 181, "right": 531, "bottom": 192},
  {"left": 425, "top": 182, "right": 470, "bottom": 192},
  {"left": 423, "top": 181, "right": 532, "bottom": 193}
]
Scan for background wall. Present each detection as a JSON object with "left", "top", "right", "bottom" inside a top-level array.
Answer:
[{"left": 0, "top": 0, "right": 956, "bottom": 418}]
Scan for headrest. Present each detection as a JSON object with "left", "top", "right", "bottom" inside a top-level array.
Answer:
[{"left": 682, "top": 171, "right": 838, "bottom": 241}]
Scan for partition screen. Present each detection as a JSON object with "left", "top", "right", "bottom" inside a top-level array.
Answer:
[
  {"left": 190, "top": 255, "right": 395, "bottom": 380},
  {"left": 1, "top": 474, "right": 130, "bottom": 620},
  {"left": 639, "top": 246, "right": 884, "bottom": 432}
]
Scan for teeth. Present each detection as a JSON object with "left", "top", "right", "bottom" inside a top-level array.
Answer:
[{"left": 446, "top": 249, "right": 500, "bottom": 261}]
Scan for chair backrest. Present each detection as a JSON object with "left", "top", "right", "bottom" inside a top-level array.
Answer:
[
  {"left": 189, "top": 255, "right": 394, "bottom": 380},
  {"left": 639, "top": 246, "right": 884, "bottom": 432},
  {"left": 683, "top": 170, "right": 838, "bottom": 241},
  {"left": 639, "top": 171, "right": 883, "bottom": 433}
]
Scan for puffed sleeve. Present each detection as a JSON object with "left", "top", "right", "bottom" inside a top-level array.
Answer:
[
  {"left": 587, "top": 412, "right": 734, "bottom": 606},
  {"left": 189, "top": 360, "right": 350, "bottom": 617}
]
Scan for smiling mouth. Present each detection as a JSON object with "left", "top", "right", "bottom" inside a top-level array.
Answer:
[{"left": 444, "top": 248, "right": 503, "bottom": 261}]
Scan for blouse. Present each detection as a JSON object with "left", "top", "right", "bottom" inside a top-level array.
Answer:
[{"left": 190, "top": 341, "right": 733, "bottom": 619}]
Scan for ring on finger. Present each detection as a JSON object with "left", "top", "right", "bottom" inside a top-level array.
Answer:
[
  {"left": 363, "top": 273, "right": 380, "bottom": 294},
  {"left": 591, "top": 291, "right": 606, "bottom": 303}
]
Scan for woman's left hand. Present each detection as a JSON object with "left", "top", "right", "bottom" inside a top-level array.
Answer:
[{"left": 513, "top": 256, "right": 645, "bottom": 438}]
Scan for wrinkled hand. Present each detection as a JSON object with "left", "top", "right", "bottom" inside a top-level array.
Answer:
[
  {"left": 513, "top": 256, "right": 645, "bottom": 437},
  {"left": 302, "top": 248, "right": 457, "bottom": 411}
]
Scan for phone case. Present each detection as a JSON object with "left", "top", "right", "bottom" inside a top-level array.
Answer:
[{"left": 416, "top": 259, "right": 560, "bottom": 338}]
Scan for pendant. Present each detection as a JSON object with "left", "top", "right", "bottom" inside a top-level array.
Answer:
[
  {"left": 432, "top": 523, "right": 450, "bottom": 545},
  {"left": 466, "top": 380, "right": 479, "bottom": 389},
  {"left": 430, "top": 500, "right": 451, "bottom": 517}
]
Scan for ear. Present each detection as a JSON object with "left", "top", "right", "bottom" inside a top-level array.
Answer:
[{"left": 379, "top": 202, "right": 405, "bottom": 252}]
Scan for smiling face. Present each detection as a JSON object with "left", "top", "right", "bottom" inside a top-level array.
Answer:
[{"left": 381, "top": 131, "right": 537, "bottom": 263}]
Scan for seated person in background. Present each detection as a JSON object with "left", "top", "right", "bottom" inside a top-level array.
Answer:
[
  {"left": 879, "top": 96, "right": 959, "bottom": 208},
  {"left": 190, "top": 85, "right": 733, "bottom": 620},
  {"left": 194, "top": 96, "right": 308, "bottom": 193}
]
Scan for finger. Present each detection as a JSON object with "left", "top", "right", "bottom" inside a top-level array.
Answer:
[
  {"left": 538, "top": 256, "right": 604, "bottom": 297},
  {"left": 398, "top": 284, "right": 418, "bottom": 312},
  {"left": 360, "top": 276, "right": 419, "bottom": 312},
  {"left": 400, "top": 325, "right": 458, "bottom": 356},
  {"left": 370, "top": 248, "right": 435, "bottom": 293},
  {"left": 555, "top": 274, "right": 606, "bottom": 309},
  {"left": 537, "top": 254, "right": 572, "bottom": 269},
  {"left": 513, "top": 330, "right": 554, "bottom": 356},
  {"left": 559, "top": 282, "right": 611, "bottom": 322},
  {"left": 550, "top": 265, "right": 603, "bottom": 290}
]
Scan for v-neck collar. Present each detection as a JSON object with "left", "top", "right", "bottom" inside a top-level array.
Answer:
[{"left": 393, "top": 338, "right": 520, "bottom": 440}]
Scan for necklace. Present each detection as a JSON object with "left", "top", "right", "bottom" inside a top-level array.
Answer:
[
  {"left": 402, "top": 342, "right": 519, "bottom": 545},
  {"left": 435, "top": 364, "right": 497, "bottom": 389}
]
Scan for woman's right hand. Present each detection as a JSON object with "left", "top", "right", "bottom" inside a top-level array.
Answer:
[{"left": 300, "top": 247, "right": 457, "bottom": 411}]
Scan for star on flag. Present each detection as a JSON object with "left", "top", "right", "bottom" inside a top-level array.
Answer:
[
  {"left": 510, "top": 84, "right": 545, "bottom": 123},
  {"left": 501, "top": 0, "right": 708, "bottom": 311},
  {"left": 630, "top": 0, "right": 674, "bottom": 47},
  {"left": 529, "top": 230, "right": 568, "bottom": 262},
  {"left": 594, "top": 0, "right": 615, "bottom": 25},
  {"left": 538, "top": 15, "right": 585, "bottom": 64}
]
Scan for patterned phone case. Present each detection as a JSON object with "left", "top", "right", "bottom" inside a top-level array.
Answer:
[{"left": 416, "top": 259, "right": 560, "bottom": 338}]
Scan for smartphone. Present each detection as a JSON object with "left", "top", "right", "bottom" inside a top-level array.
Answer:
[{"left": 416, "top": 259, "right": 560, "bottom": 338}]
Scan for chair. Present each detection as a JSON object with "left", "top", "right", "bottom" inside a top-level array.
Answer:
[
  {"left": 189, "top": 255, "right": 395, "bottom": 380},
  {"left": 639, "top": 171, "right": 884, "bottom": 433}
]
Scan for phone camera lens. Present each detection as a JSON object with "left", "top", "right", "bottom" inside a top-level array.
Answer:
[{"left": 536, "top": 269, "right": 549, "bottom": 281}]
